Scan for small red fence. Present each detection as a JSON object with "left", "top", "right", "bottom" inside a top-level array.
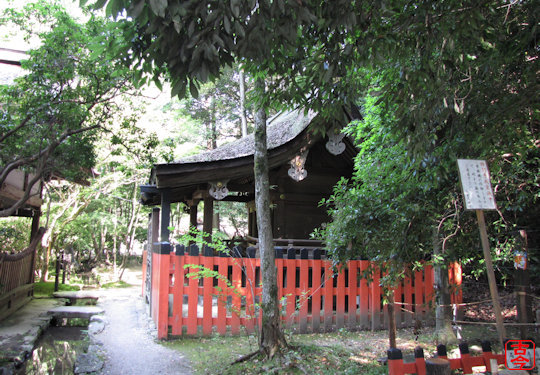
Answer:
[
  {"left": 388, "top": 341, "right": 505, "bottom": 375},
  {"left": 143, "top": 244, "right": 462, "bottom": 339}
]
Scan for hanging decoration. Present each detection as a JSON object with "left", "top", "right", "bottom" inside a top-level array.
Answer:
[
  {"left": 208, "top": 180, "right": 229, "bottom": 200},
  {"left": 288, "top": 149, "right": 309, "bottom": 181},
  {"left": 325, "top": 126, "right": 346, "bottom": 155}
]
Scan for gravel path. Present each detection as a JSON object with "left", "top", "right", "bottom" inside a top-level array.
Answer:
[{"left": 94, "top": 286, "right": 192, "bottom": 375}]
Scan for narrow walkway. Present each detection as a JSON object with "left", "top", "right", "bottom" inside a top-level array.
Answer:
[{"left": 94, "top": 286, "right": 192, "bottom": 375}]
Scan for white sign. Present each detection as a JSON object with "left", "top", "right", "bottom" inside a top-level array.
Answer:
[{"left": 457, "top": 159, "right": 497, "bottom": 210}]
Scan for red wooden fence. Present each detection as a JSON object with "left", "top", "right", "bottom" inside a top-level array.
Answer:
[{"left": 143, "top": 245, "right": 462, "bottom": 339}]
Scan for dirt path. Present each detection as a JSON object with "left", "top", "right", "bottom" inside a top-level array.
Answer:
[{"left": 93, "top": 285, "right": 192, "bottom": 375}]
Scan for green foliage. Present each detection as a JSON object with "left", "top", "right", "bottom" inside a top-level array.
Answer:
[
  {"left": 33, "top": 281, "right": 80, "bottom": 297},
  {"left": 0, "top": 1, "right": 138, "bottom": 216},
  {"left": 0, "top": 217, "right": 31, "bottom": 252},
  {"left": 100, "top": 280, "right": 131, "bottom": 289},
  {"left": 180, "top": 66, "right": 254, "bottom": 149}
]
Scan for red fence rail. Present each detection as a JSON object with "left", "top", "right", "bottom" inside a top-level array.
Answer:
[{"left": 143, "top": 245, "right": 462, "bottom": 339}]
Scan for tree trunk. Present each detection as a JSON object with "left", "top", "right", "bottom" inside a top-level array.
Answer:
[
  {"left": 433, "top": 226, "right": 457, "bottom": 345},
  {"left": 253, "top": 78, "right": 286, "bottom": 357},
  {"left": 239, "top": 68, "right": 248, "bottom": 137},
  {"left": 387, "top": 289, "right": 397, "bottom": 348}
]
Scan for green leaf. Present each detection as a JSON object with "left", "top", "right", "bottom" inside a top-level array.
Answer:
[
  {"left": 105, "top": 0, "right": 125, "bottom": 18},
  {"left": 149, "top": 0, "right": 167, "bottom": 18},
  {"left": 223, "top": 16, "right": 231, "bottom": 34},
  {"left": 171, "top": 79, "right": 186, "bottom": 98},
  {"left": 91, "top": 0, "right": 108, "bottom": 10},
  {"left": 189, "top": 80, "right": 199, "bottom": 98},
  {"left": 127, "top": 0, "right": 145, "bottom": 18},
  {"left": 153, "top": 76, "right": 163, "bottom": 91}
]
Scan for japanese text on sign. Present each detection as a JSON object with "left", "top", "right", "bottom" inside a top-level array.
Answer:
[
  {"left": 457, "top": 159, "right": 497, "bottom": 210},
  {"left": 505, "top": 340, "right": 536, "bottom": 370}
]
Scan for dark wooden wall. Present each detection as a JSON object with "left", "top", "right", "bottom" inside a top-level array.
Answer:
[{"left": 264, "top": 140, "right": 354, "bottom": 239}]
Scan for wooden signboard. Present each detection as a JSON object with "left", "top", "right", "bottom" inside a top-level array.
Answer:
[
  {"left": 457, "top": 159, "right": 506, "bottom": 348},
  {"left": 457, "top": 159, "right": 497, "bottom": 210}
]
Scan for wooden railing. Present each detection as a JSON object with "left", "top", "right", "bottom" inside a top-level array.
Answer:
[
  {"left": 0, "top": 227, "right": 44, "bottom": 320},
  {"left": 143, "top": 243, "right": 462, "bottom": 339}
]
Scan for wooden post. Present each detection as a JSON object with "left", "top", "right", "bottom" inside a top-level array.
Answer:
[
  {"left": 188, "top": 200, "right": 199, "bottom": 245},
  {"left": 203, "top": 196, "right": 213, "bottom": 243},
  {"left": 476, "top": 210, "right": 506, "bottom": 348},
  {"left": 189, "top": 200, "right": 198, "bottom": 229},
  {"left": 425, "top": 358, "right": 450, "bottom": 375},
  {"left": 515, "top": 230, "right": 532, "bottom": 339},
  {"left": 160, "top": 191, "right": 171, "bottom": 243}
]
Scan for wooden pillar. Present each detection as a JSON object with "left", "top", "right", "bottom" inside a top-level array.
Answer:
[
  {"left": 29, "top": 208, "right": 41, "bottom": 284},
  {"left": 160, "top": 191, "right": 171, "bottom": 243},
  {"left": 189, "top": 200, "right": 198, "bottom": 230},
  {"left": 30, "top": 208, "right": 41, "bottom": 242},
  {"left": 203, "top": 196, "right": 213, "bottom": 243}
]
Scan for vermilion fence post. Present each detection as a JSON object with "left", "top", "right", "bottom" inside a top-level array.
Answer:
[
  {"left": 371, "top": 267, "right": 381, "bottom": 330},
  {"left": 170, "top": 246, "right": 185, "bottom": 336},
  {"left": 186, "top": 247, "right": 199, "bottom": 335},
  {"left": 394, "top": 281, "right": 403, "bottom": 327},
  {"left": 152, "top": 242, "right": 171, "bottom": 339},
  {"left": 336, "top": 264, "right": 346, "bottom": 329},
  {"left": 231, "top": 257, "right": 241, "bottom": 334},
  {"left": 359, "top": 260, "right": 369, "bottom": 329},
  {"left": 284, "top": 250, "right": 296, "bottom": 328},
  {"left": 216, "top": 254, "right": 228, "bottom": 334},
  {"left": 347, "top": 260, "right": 358, "bottom": 329},
  {"left": 244, "top": 249, "right": 257, "bottom": 333},
  {"left": 403, "top": 273, "right": 413, "bottom": 326},
  {"left": 298, "top": 249, "right": 309, "bottom": 333},
  {"left": 323, "top": 261, "right": 334, "bottom": 331},
  {"left": 311, "top": 254, "right": 322, "bottom": 332},
  {"left": 202, "top": 246, "right": 214, "bottom": 335}
]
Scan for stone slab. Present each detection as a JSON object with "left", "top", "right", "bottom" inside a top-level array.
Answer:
[
  {"left": 52, "top": 291, "right": 100, "bottom": 303},
  {"left": 47, "top": 306, "right": 104, "bottom": 319}
]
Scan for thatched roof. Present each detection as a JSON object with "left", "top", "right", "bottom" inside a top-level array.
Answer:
[{"left": 174, "top": 109, "right": 317, "bottom": 164}]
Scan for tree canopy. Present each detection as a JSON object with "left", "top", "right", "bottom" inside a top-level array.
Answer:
[{"left": 0, "top": 2, "right": 138, "bottom": 216}]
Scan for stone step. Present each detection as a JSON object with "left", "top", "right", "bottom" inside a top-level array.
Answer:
[
  {"left": 52, "top": 291, "right": 100, "bottom": 305},
  {"left": 47, "top": 306, "right": 104, "bottom": 319},
  {"left": 52, "top": 291, "right": 100, "bottom": 300}
]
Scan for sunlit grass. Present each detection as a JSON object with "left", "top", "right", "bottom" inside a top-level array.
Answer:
[{"left": 33, "top": 281, "right": 80, "bottom": 298}]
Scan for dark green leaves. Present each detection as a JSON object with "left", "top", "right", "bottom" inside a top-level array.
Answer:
[{"left": 149, "top": 0, "right": 167, "bottom": 18}]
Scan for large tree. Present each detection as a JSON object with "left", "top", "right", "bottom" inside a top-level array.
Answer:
[
  {"left": 87, "top": 0, "right": 537, "bottom": 350},
  {"left": 0, "top": 2, "right": 138, "bottom": 217},
  {"left": 87, "top": 0, "right": 323, "bottom": 357},
  {"left": 315, "top": 1, "right": 538, "bottom": 343}
]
